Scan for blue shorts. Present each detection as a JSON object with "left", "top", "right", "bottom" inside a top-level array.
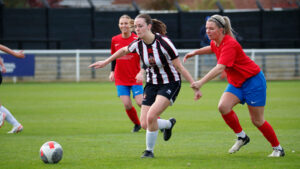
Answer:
[
  {"left": 116, "top": 85, "right": 143, "bottom": 98},
  {"left": 225, "top": 71, "right": 267, "bottom": 107}
]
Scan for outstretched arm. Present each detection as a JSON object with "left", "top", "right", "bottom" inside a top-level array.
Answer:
[
  {"left": 191, "top": 64, "right": 226, "bottom": 89},
  {"left": 0, "top": 44, "right": 25, "bottom": 58},
  {"left": 89, "top": 46, "right": 130, "bottom": 69},
  {"left": 183, "top": 46, "right": 212, "bottom": 63}
]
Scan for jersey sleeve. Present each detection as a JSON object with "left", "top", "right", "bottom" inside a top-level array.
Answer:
[
  {"left": 128, "top": 40, "right": 138, "bottom": 53},
  {"left": 217, "top": 42, "right": 237, "bottom": 67},
  {"left": 161, "top": 36, "right": 179, "bottom": 60},
  {"left": 111, "top": 38, "right": 116, "bottom": 55},
  {"left": 110, "top": 37, "right": 116, "bottom": 71}
]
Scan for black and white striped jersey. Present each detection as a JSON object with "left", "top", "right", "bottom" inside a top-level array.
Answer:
[{"left": 128, "top": 33, "right": 181, "bottom": 84}]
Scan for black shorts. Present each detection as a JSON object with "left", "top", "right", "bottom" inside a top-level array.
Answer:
[
  {"left": 0, "top": 71, "right": 2, "bottom": 85},
  {"left": 142, "top": 81, "right": 181, "bottom": 106}
]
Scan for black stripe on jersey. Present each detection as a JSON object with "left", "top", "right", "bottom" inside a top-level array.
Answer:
[
  {"left": 128, "top": 40, "right": 137, "bottom": 53},
  {"left": 156, "top": 40, "right": 176, "bottom": 82},
  {"left": 159, "top": 36, "right": 178, "bottom": 60},
  {"left": 137, "top": 40, "right": 145, "bottom": 66}
]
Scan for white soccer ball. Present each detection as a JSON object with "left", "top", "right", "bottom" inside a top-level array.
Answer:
[{"left": 40, "top": 141, "right": 63, "bottom": 164}]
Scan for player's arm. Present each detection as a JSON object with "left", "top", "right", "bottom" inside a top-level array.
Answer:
[
  {"left": 89, "top": 46, "right": 130, "bottom": 69},
  {"left": 0, "top": 44, "right": 25, "bottom": 58},
  {"left": 183, "top": 46, "right": 213, "bottom": 62},
  {"left": 109, "top": 61, "right": 116, "bottom": 81},
  {"left": 135, "top": 68, "right": 145, "bottom": 83},
  {"left": 191, "top": 64, "right": 225, "bottom": 89},
  {"left": 0, "top": 57, "right": 6, "bottom": 73},
  {"left": 172, "top": 57, "right": 202, "bottom": 100}
]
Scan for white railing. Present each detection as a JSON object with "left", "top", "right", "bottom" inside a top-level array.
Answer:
[{"left": 1, "top": 49, "right": 300, "bottom": 82}]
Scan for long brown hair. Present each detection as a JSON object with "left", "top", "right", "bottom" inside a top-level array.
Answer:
[{"left": 135, "top": 13, "right": 167, "bottom": 35}]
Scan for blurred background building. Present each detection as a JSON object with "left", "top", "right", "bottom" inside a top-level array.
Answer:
[{"left": 0, "top": 0, "right": 299, "bottom": 49}]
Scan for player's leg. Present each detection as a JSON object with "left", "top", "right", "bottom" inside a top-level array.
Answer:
[
  {"left": 117, "top": 85, "right": 141, "bottom": 132},
  {"left": 246, "top": 71, "right": 284, "bottom": 157},
  {"left": 248, "top": 105, "right": 284, "bottom": 157},
  {"left": 218, "top": 90, "right": 249, "bottom": 154},
  {"left": 0, "top": 105, "right": 23, "bottom": 133},
  {"left": 0, "top": 105, "right": 6, "bottom": 128},
  {"left": 132, "top": 85, "right": 143, "bottom": 107},
  {"left": 141, "top": 95, "right": 171, "bottom": 158}
]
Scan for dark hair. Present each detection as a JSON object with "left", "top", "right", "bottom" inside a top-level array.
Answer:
[{"left": 136, "top": 14, "right": 167, "bottom": 35}]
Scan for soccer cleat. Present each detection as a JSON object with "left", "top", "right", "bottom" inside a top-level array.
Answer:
[
  {"left": 228, "top": 135, "right": 250, "bottom": 154},
  {"left": 7, "top": 124, "right": 23, "bottom": 134},
  {"left": 163, "top": 118, "right": 176, "bottom": 141},
  {"left": 141, "top": 150, "right": 154, "bottom": 158},
  {"left": 132, "top": 124, "right": 141, "bottom": 133},
  {"left": 0, "top": 111, "right": 6, "bottom": 128},
  {"left": 268, "top": 148, "right": 285, "bottom": 157}
]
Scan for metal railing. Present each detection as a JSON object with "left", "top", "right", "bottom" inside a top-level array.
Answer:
[{"left": 1, "top": 49, "right": 300, "bottom": 82}]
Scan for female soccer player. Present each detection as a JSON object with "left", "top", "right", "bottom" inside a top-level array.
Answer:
[
  {"left": 0, "top": 44, "right": 24, "bottom": 133},
  {"left": 109, "top": 15, "right": 144, "bottom": 132},
  {"left": 184, "top": 14, "right": 284, "bottom": 157},
  {"left": 90, "top": 14, "right": 201, "bottom": 158}
]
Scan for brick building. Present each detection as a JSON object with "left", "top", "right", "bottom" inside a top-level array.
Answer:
[{"left": 113, "top": 0, "right": 299, "bottom": 10}]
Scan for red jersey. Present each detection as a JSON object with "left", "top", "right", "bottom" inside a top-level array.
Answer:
[
  {"left": 210, "top": 35, "right": 260, "bottom": 87},
  {"left": 111, "top": 32, "right": 142, "bottom": 86}
]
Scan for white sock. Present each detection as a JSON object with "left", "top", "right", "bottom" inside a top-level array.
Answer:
[
  {"left": 146, "top": 130, "right": 158, "bottom": 152},
  {"left": 273, "top": 145, "right": 282, "bottom": 150},
  {"left": 0, "top": 106, "right": 20, "bottom": 127},
  {"left": 236, "top": 130, "right": 246, "bottom": 138},
  {"left": 157, "top": 119, "right": 171, "bottom": 130}
]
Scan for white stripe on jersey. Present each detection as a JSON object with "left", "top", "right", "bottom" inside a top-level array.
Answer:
[
  {"left": 142, "top": 43, "right": 149, "bottom": 66},
  {"left": 160, "top": 44, "right": 180, "bottom": 82},
  {"left": 161, "top": 36, "right": 179, "bottom": 57},
  {"left": 153, "top": 41, "right": 169, "bottom": 84}
]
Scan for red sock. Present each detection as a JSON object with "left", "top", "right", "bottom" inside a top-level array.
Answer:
[
  {"left": 125, "top": 107, "right": 140, "bottom": 125},
  {"left": 258, "top": 121, "right": 280, "bottom": 147},
  {"left": 221, "top": 110, "right": 243, "bottom": 133}
]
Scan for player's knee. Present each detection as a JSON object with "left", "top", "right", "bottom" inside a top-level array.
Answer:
[
  {"left": 218, "top": 103, "right": 231, "bottom": 114},
  {"left": 141, "top": 121, "right": 147, "bottom": 130},
  {"left": 124, "top": 103, "right": 132, "bottom": 110},
  {"left": 136, "top": 100, "right": 142, "bottom": 107},
  {"left": 147, "top": 114, "right": 157, "bottom": 125},
  {"left": 251, "top": 117, "right": 264, "bottom": 127}
]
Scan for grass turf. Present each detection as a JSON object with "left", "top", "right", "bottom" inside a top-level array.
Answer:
[{"left": 0, "top": 81, "right": 299, "bottom": 169}]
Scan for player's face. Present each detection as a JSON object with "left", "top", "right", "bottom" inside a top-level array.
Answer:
[
  {"left": 134, "top": 18, "right": 150, "bottom": 39},
  {"left": 119, "top": 17, "right": 131, "bottom": 34},
  {"left": 206, "top": 21, "right": 223, "bottom": 41}
]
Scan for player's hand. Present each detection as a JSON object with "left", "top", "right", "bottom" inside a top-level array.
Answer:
[
  {"left": 135, "top": 72, "right": 144, "bottom": 83},
  {"left": 194, "top": 89, "right": 202, "bottom": 101},
  {"left": 191, "top": 81, "right": 202, "bottom": 89},
  {"left": 1, "top": 66, "right": 6, "bottom": 73},
  {"left": 183, "top": 51, "right": 195, "bottom": 63},
  {"left": 88, "top": 61, "right": 107, "bottom": 69},
  {"left": 109, "top": 72, "right": 115, "bottom": 82},
  {"left": 14, "top": 50, "right": 25, "bottom": 59}
]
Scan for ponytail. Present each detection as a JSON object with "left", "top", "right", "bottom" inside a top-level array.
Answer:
[
  {"left": 209, "top": 14, "right": 235, "bottom": 39},
  {"left": 151, "top": 19, "right": 167, "bottom": 35}
]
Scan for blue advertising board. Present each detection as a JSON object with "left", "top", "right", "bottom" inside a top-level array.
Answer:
[{"left": 0, "top": 54, "right": 35, "bottom": 76}]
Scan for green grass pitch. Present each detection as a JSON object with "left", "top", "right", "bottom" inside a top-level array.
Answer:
[{"left": 0, "top": 81, "right": 300, "bottom": 169}]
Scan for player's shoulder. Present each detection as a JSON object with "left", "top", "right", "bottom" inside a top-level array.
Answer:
[{"left": 112, "top": 34, "right": 122, "bottom": 41}]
